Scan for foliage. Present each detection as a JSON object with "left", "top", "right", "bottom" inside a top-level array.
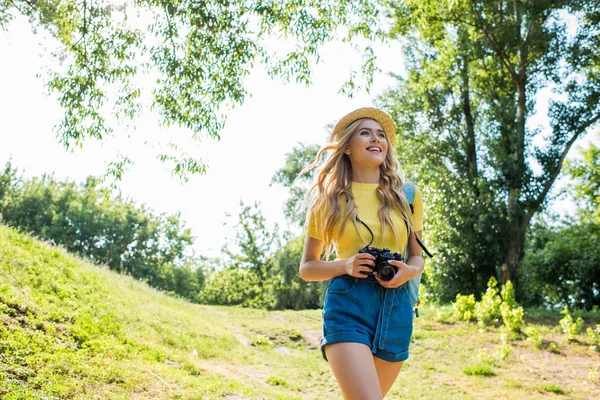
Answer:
[
  {"left": 454, "top": 277, "right": 524, "bottom": 334},
  {"left": 453, "top": 293, "right": 477, "bottom": 322},
  {"left": 520, "top": 219, "right": 600, "bottom": 309},
  {"left": 2, "top": 0, "right": 386, "bottom": 179},
  {"left": 587, "top": 325, "right": 600, "bottom": 352},
  {"left": 222, "top": 201, "right": 280, "bottom": 285},
  {"left": 198, "top": 267, "right": 275, "bottom": 309},
  {"left": 0, "top": 161, "right": 204, "bottom": 302},
  {"left": 271, "top": 143, "right": 320, "bottom": 227},
  {"left": 269, "top": 234, "right": 326, "bottom": 310},
  {"left": 524, "top": 326, "right": 543, "bottom": 349},
  {"left": 474, "top": 277, "right": 502, "bottom": 329},
  {"left": 566, "top": 139, "right": 600, "bottom": 223},
  {"left": 559, "top": 306, "right": 585, "bottom": 342},
  {"left": 520, "top": 139, "right": 600, "bottom": 309},
  {"left": 203, "top": 200, "right": 325, "bottom": 310},
  {"left": 380, "top": 0, "right": 600, "bottom": 301},
  {"left": 499, "top": 281, "right": 524, "bottom": 334}
]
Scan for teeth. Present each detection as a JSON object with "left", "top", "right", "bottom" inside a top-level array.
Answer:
[{"left": 367, "top": 147, "right": 381, "bottom": 152}]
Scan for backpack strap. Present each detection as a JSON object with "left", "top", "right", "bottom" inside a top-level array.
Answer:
[
  {"left": 403, "top": 182, "right": 415, "bottom": 214},
  {"left": 403, "top": 182, "right": 433, "bottom": 258}
]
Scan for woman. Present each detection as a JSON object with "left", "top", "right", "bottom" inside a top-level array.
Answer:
[{"left": 299, "top": 107, "right": 425, "bottom": 399}]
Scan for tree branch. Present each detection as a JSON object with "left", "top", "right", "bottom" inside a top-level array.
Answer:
[
  {"left": 470, "top": 3, "right": 518, "bottom": 84},
  {"left": 527, "top": 113, "right": 600, "bottom": 222}
]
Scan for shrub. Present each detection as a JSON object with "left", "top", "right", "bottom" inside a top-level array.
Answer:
[
  {"left": 525, "top": 326, "right": 543, "bottom": 349},
  {"left": 453, "top": 278, "right": 525, "bottom": 336},
  {"left": 559, "top": 306, "right": 584, "bottom": 342},
  {"left": 453, "top": 294, "right": 477, "bottom": 322},
  {"left": 474, "top": 277, "right": 502, "bottom": 328},
  {"left": 199, "top": 268, "right": 275, "bottom": 309},
  {"left": 586, "top": 324, "right": 600, "bottom": 352},
  {"left": 500, "top": 281, "right": 524, "bottom": 334}
]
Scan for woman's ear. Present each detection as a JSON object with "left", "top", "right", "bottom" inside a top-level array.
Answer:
[{"left": 344, "top": 146, "right": 351, "bottom": 155}]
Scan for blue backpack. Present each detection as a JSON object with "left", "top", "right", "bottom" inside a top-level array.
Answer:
[{"left": 403, "top": 182, "right": 433, "bottom": 317}]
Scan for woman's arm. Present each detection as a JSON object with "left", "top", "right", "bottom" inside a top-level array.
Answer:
[
  {"left": 299, "top": 236, "right": 375, "bottom": 282},
  {"left": 405, "top": 230, "right": 425, "bottom": 274}
]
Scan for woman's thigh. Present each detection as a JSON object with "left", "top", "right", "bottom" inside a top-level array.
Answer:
[
  {"left": 324, "top": 342, "right": 382, "bottom": 400},
  {"left": 373, "top": 357, "right": 404, "bottom": 398}
]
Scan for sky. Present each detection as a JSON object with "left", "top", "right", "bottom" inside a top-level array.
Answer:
[
  {"left": 1, "top": 12, "right": 596, "bottom": 259},
  {"left": 0, "top": 15, "right": 405, "bottom": 257}
]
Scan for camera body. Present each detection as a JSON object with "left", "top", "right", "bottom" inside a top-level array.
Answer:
[{"left": 358, "top": 246, "right": 404, "bottom": 282}]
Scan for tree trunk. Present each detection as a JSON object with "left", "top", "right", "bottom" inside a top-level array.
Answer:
[
  {"left": 503, "top": 6, "right": 528, "bottom": 286},
  {"left": 502, "top": 214, "right": 527, "bottom": 285},
  {"left": 460, "top": 56, "right": 478, "bottom": 186}
]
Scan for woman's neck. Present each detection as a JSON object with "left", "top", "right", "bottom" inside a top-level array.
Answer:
[{"left": 351, "top": 168, "right": 380, "bottom": 184}]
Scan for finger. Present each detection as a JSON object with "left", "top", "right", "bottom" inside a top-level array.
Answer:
[
  {"left": 358, "top": 260, "right": 375, "bottom": 267},
  {"left": 358, "top": 253, "right": 376, "bottom": 260},
  {"left": 388, "top": 260, "right": 406, "bottom": 268}
]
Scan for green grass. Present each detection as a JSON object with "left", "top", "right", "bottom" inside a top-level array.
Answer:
[
  {"left": 537, "top": 384, "right": 566, "bottom": 394},
  {"left": 1, "top": 224, "right": 599, "bottom": 399},
  {"left": 463, "top": 365, "right": 496, "bottom": 377}
]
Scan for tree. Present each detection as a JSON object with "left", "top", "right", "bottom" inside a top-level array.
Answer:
[
  {"left": 271, "top": 142, "right": 319, "bottom": 226},
  {"left": 0, "top": 163, "right": 204, "bottom": 301},
  {"left": 381, "top": 0, "right": 600, "bottom": 299},
  {"left": 2, "top": 0, "right": 385, "bottom": 179},
  {"left": 270, "top": 234, "right": 325, "bottom": 309},
  {"left": 223, "top": 200, "right": 279, "bottom": 285},
  {"left": 520, "top": 137, "right": 600, "bottom": 309},
  {"left": 566, "top": 138, "right": 600, "bottom": 223}
]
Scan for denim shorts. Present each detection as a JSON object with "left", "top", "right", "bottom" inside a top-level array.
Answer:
[{"left": 320, "top": 275, "right": 416, "bottom": 363}]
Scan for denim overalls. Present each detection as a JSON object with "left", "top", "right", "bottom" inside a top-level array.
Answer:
[{"left": 320, "top": 274, "right": 417, "bottom": 362}]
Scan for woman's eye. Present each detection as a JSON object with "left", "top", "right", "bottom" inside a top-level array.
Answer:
[{"left": 360, "top": 131, "right": 370, "bottom": 135}]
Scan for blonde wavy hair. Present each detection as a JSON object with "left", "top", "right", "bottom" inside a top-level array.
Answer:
[{"left": 300, "top": 118, "right": 415, "bottom": 256}]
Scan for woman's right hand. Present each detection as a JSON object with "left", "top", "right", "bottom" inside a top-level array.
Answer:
[{"left": 343, "top": 253, "right": 376, "bottom": 278}]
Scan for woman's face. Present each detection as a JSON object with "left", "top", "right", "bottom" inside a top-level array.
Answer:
[{"left": 343, "top": 119, "right": 389, "bottom": 167}]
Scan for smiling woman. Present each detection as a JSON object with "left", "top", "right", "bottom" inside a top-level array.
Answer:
[{"left": 297, "top": 107, "right": 426, "bottom": 399}]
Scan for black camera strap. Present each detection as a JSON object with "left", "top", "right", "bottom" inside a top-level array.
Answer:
[
  {"left": 355, "top": 215, "right": 375, "bottom": 248},
  {"left": 355, "top": 215, "right": 433, "bottom": 258}
]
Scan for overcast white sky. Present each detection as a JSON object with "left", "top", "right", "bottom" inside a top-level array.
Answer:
[{"left": 0, "top": 13, "right": 595, "bottom": 259}]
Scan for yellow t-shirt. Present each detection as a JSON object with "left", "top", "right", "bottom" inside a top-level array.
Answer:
[{"left": 307, "top": 182, "right": 424, "bottom": 259}]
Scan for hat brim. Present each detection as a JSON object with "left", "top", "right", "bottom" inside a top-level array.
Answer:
[{"left": 331, "top": 107, "right": 396, "bottom": 146}]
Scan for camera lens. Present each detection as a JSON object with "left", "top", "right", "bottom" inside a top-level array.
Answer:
[{"left": 378, "top": 264, "right": 396, "bottom": 282}]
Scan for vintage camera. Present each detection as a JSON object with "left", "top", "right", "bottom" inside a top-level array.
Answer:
[{"left": 358, "top": 246, "right": 404, "bottom": 282}]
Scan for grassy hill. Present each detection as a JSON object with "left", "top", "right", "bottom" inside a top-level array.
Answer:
[{"left": 1, "top": 224, "right": 599, "bottom": 399}]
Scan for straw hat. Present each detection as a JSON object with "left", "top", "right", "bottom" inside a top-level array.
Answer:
[{"left": 330, "top": 107, "right": 396, "bottom": 146}]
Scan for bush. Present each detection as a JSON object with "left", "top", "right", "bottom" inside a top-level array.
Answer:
[
  {"left": 453, "top": 278, "right": 524, "bottom": 334},
  {"left": 474, "top": 277, "right": 502, "bottom": 328},
  {"left": 499, "top": 281, "right": 524, "bottom": 334},
  {"left": 559, "top": 306, "right": 585, "bottom": 342},
  {"left": 199, "top": 268, "right": 275, "bottom": 309},
  {"left": 520, "top": 220, "right": 600, "bottom": 310},
  {"left": 525, "top": 326, "right": 543, "bottom": 349},
  {"left": 587, "top": 325, "right": 600, "bottom": 352},
  {"left": 453, "top": 294, "right": 477, "bottom": 322}
]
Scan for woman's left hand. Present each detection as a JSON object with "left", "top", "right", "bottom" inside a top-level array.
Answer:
[{"left": 375, "top": 260, "right": 421, "bottom": 289}]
